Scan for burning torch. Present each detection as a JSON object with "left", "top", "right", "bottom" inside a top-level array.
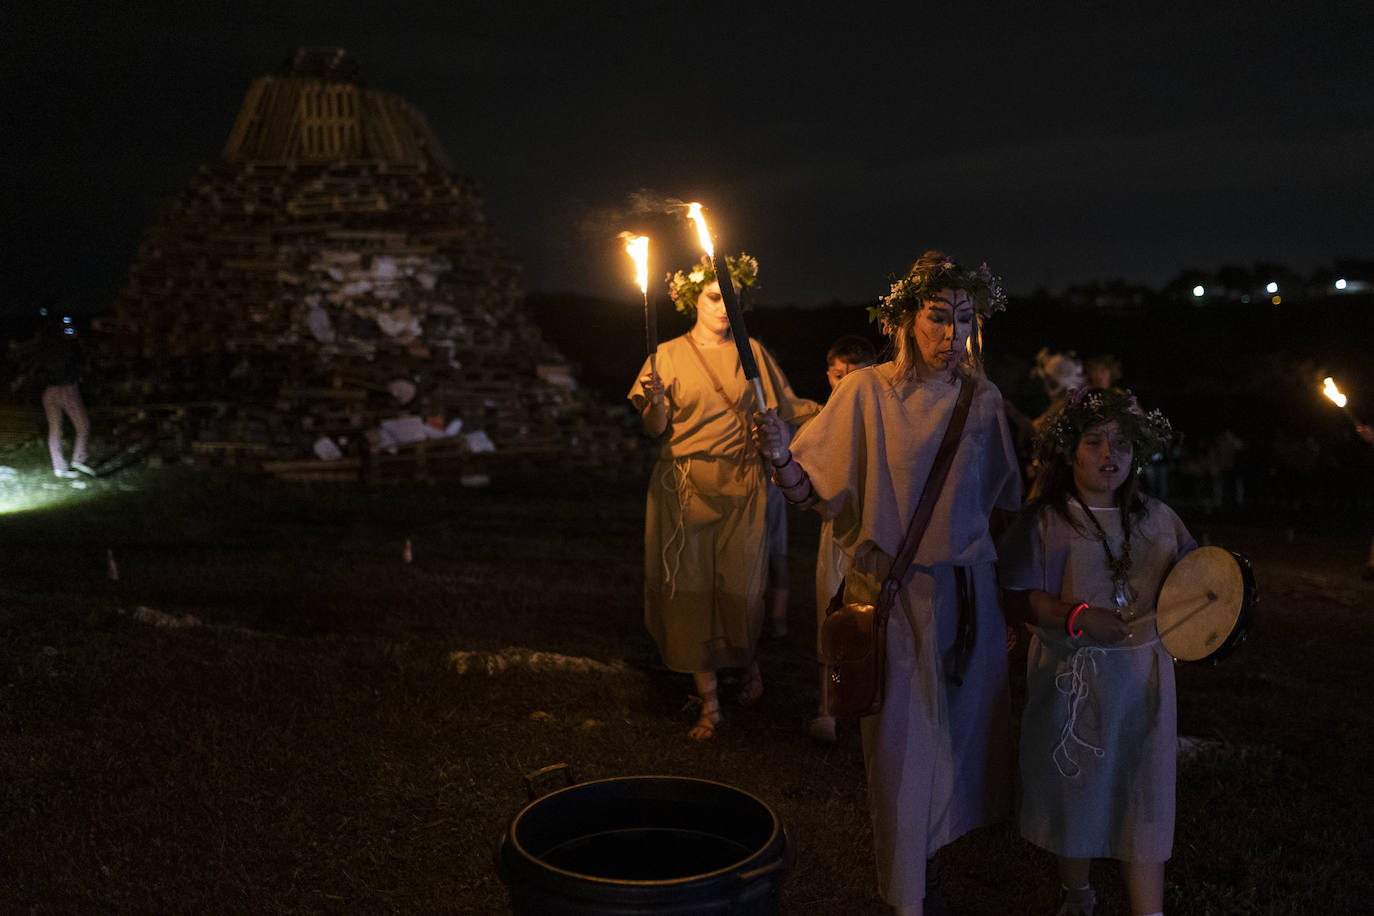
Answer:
[
  {"left": 620, "top": 232, "right": 656, "bottom": 374},
  {"left": 685, "top": 202, "right": 768, "bottom": 411},
  {"left": 1322, "top": 377, "right": 1365, "bottom": 428}
]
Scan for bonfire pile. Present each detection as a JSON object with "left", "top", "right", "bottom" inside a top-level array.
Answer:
[{"left": 90, "top": 51, "right": 643, "bottom": 482}]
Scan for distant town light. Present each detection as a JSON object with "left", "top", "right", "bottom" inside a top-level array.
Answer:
[
  {"left": 1335, "top": 278, "right": 1348, "bottom": 290},
  {"left": 1266, "top": 281, "right": 1279, "bottom": 294},
  {"left": 1271, "top": 295, "right": 1282, "bottom": 305},
  {"left": 1192, "top": 285, "right": 1205, "bottom": 297}
]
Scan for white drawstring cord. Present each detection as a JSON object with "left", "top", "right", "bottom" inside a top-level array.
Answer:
[
  {"left": 1052, "top": 646, "right": 1106, "bottom": 778},
  {"left": 1051, "top": 636, "right": 1159, "bottom": 778}
]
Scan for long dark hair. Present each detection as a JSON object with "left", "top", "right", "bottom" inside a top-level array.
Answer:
[
  {"left": 1029, "top": 447, "right": 1147, "bottom": 539},
  {"left": 1028, "top": 387, "right": 1174, "bottom": 537}
]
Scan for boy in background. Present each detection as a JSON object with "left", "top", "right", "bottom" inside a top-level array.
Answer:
[{"left": 809, "top": 334, "right": 878, "bottom": 741}]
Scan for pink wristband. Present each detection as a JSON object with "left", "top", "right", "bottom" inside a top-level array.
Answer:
[{"left": 1066, "top": 602, "right": 1090, "bottom": 638}]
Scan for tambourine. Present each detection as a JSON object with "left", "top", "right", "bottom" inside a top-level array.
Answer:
[{"left": 1155, "top": 546, "right": 1256, "bottom": 663}]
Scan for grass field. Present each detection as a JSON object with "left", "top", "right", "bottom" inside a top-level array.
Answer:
[{"left": 2, "top": 455, "right": 1372, "bottom": 914}]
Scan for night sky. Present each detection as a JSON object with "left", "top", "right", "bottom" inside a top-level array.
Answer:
[{"left": 3, "top": 1, "right": 1372, "bottom": 316}]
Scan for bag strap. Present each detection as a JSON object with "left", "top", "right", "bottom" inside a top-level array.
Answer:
[
  {"left": 877, "top": 375, "right": 976, "bottom": 615},
  {"left": 684, "top": 332, "right": 753, "bottom": 434},
  {"left": 684, "top": 333, "right": 733, "bottom": 406}
]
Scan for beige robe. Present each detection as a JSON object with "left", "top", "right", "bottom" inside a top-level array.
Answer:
[
  {"left": 628, "top": 335, "right": 818, "bottom": 672},
  {"left": 790, "top": 362, "right": 1021, "bottom": 905}
]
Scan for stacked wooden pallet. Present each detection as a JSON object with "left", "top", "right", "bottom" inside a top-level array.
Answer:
[{"left": 92, "top": 51, "right": 647, "bottom": 481}]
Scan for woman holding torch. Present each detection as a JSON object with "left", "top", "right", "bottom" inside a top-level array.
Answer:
[
  {"left": 755, "top": 251, "right": 1021, "bottom": 914},
  {"left": 628, "top": 253, "right": 818, "bottom": 740}
]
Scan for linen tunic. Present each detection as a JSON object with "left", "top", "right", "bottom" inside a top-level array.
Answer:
[
  {"left": 789, "top": 363, "right": 1022, "bottom": 905},
  {"left": 997, "top": 497, "right": 1195, "bottom": 862},
  {"left": 628, "top": 335, "right": 818, "bottom": 673}
]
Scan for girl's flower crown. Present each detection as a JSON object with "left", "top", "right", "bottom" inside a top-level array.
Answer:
[
  {"left": 1035, "top": 387, "right": 1175, "bottom": 474},
  {"left": 666, "top": 252, "right": 759, "bottom": 319},
  {"left": 868, "top": 253, "right": 1007, "bottom": 327}
]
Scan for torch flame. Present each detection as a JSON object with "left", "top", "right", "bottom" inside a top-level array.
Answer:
[
  {"left": 1322, "top": 377, "right": 1348, "bottom": 408},
  {"left": 621, "top": 233, "right": 649, "bottom": 293},
  {"left": 687, "top": 202, "right": 714, "bottom": 258}
]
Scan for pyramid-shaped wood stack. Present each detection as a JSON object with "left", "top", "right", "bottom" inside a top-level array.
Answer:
[{"left": 95, "top": 48, "right": 643, "bottom": 481}]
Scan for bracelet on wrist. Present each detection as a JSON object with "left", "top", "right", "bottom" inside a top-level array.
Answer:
[
  {"left": 1066, "top": 602, "right": 1090, "bottom": 638},
  {"left": 770, "top": 452, "right": 792, "bottom": 469},
  {"left": 774, "top": 466, "right": 815, "bottom": 506}
]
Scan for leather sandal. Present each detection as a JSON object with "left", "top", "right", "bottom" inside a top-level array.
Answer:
[{"left": 687, "top": 691, "right": 721, "bottom": 741}]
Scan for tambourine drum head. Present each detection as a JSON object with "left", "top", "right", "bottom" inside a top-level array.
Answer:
[{"left": 1156, "top": 546, "right": 1253, "bottom": 662}]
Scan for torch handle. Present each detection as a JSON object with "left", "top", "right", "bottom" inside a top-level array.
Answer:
[
  {"left": 751, "top": 378, "right": 767, "bottom": 413},
  {"left": 644, "top": 292, "right": 658, "bottom": 362},
  {"left": 709, "top": 250, "right": 763, "bottom": 381}
]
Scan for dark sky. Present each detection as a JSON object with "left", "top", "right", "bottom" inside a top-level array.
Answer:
[{"left": 3, "top": 1, "right": 1372, "bottom": 315}]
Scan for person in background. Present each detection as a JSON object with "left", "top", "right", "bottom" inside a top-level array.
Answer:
[
  {"left": 9, "top": 303, "right": 93, "bottom": 479},
  {"left": 756, "top": 251, "right": 1020, "bottom": 914},
  {"left": 808, "top": 333, "right": 877, "bottom": 743},
  {"left": 1031, "top": 349, "right": 1086, "bottom": 435},
  {"left": 1084, "top": 354, "right": 1123, "bottom": 392},
  {"left": 998, "top": 388, "right": 1193, "bottom": 916},
  {"left": 628, "top": 253, "right": 819, "bottom": 740}
]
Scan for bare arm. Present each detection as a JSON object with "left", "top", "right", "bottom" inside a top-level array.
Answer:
[{"left": 1008, "top": 588, "right": 1129, "bottom": 645}]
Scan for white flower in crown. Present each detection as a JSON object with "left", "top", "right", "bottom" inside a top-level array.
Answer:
[{"left": 689, "top": 268, "right": 705, "bottom": 283}]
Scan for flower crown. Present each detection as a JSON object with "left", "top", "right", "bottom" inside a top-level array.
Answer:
[
  {"left": 1035, "top": 387, "right": 1174, "bottom": 474},
  {"left": 868, "top": 255, "right": 1007, "bottom": 327},
  {"left": 666, "top": 253, "right": 759, "bottom": 319}
]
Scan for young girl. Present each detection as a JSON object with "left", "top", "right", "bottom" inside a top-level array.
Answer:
[{"left": 998, "top": 388, "right": 1194, "bottom": 916}]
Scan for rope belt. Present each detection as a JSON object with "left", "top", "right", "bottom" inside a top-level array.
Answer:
[{"left": 659, "top": 457, "right": 693, "bottom": 599}]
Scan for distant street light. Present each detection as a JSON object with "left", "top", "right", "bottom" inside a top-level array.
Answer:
[
  {"left": 1192, "top": 285, "right": 1205, "bottom": 297},
  {"left": 1266, "top": 281, "right": 1279, "bottom": 293},
  {"left": 1336, "top": 278, "right": 1348, "bottom": 290}
]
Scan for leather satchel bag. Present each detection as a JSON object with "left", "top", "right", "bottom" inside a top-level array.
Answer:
[{"left": 820, "top": 377, "right": 975, "bottom": 719}]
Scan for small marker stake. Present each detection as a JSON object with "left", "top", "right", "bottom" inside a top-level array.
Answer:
[
  {"left": 403, "top": 539, "right": 413, "bottom": 564},
  {"left": 106, "top": 549, "right": 119, "bottom": 581}
]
